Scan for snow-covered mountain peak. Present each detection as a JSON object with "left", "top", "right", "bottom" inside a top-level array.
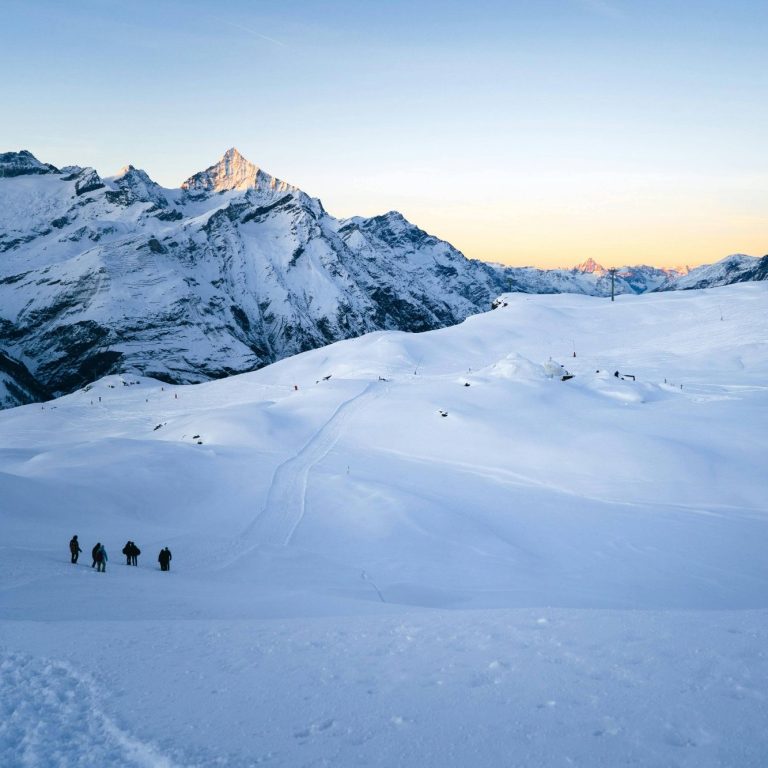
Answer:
[
  {"left": 0, "top": 150, "right": 58, "bottom": 177},
  {"left": 573, "top": 257, "right": 606, "bottom": 274},
  {"left": 113, "top": 164, "right": 154, "bottom": 185},
  {"left": 1, "top": 146, "right": 765, "bottom": 409},
  {"left": 181, "top": 147, "right": 299, "bottom": 198},
  {"left": 111, "top": 164, "right": 169, "bottom": 207}
]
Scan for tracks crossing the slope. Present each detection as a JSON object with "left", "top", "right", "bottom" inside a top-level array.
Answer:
[{"left": 222, "top": 381, "right": 382, "bottom": 566}]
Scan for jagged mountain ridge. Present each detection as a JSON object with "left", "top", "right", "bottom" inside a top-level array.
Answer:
[
  {"left": 499, "top": 260, "right": 684, "bottom": 296},
  {"left": 0, "top": 148, "right": 764, "bottom": 409},
  {"left": 0, "top": 149, "right": 507, "bottom": 406},
  {"left": 654, "top": 253, "right": 768, "bottom": 291},
  {"left": 499, "top": 254, "right": 767, "bottom": 296}
]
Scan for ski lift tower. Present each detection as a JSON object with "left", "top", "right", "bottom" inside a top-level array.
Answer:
[{"left": 609, "top": 268, "right": 617, "bottom": 301}]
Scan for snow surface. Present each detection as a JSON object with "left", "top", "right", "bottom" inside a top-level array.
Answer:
[{"left": 2, "top": 284, "right": 767, "bottom": 766}]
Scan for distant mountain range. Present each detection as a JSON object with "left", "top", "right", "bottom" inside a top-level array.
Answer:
[
  {"left": 499, "top": 254, "right": 767, "bottom": 296},
  {"left": 1, "top": 148, "right": 765, "bottom": 408}
]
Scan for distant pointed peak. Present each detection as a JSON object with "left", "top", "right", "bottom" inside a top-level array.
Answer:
[
  {"left": 573, "top": 257, "right": 607, "bottom": 274},
  {"left": 114, "top": 164, "right": 155, "bottom": 184},
  {"left": 182, "top": 147, "right": 260, "bottom": 193},
  {"left": 223, "top": 147, "right": 245, "bottom": 160},
  {"left": 112, "top": 164, "right": 161, "bottom": 194},
  {"left": 181, "top": 147, "right": 299, "bottom": 197}
]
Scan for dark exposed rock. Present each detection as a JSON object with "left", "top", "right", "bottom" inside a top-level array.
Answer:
[
  {"left": 0, "top": 350, "right": 51, "bottom": 407},
  {"left": 74, "top": 168, "right": 105, "bottom": 196},
  {"left": 0, "top": 150, "right": 58, "bottom": 177}
]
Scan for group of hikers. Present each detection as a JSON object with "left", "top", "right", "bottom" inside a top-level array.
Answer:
[{"left": 68, "top": 535, "right": 172, "bottom": 572}]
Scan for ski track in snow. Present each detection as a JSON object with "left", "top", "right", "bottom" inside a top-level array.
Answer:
[
  {"left": 225, "top": 380, "right": 382, "bottom": 561},
  {"left": 0, "top": 652, "right": 186, "bottom": 768}
]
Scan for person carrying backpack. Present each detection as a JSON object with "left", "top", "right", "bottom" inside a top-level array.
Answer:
[
  {"left": 158, "top": 547, "right": 172, "bottom": 571},
  {"left": 95, "top": 543, "right": 108, "bottom": 573},
  {"left": 69, "top": 535, "right": 82, "bottom": 564},
  {"left": 91, "top": 542, "right": 101, "bottom": 568},
  {"left": 122, "top": 540, "right": 132, "bottom": 566},
  {"left": 129, "top": 541, "right": 140, "bottom": 566}
]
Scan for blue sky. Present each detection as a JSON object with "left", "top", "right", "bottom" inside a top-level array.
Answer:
[{"left": 2, "top": 0, "right": 766, "bottom": 267}]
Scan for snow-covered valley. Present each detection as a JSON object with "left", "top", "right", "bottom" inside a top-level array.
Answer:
[{"left": 2, "top": 284, "right": 767, "bottom": 767}]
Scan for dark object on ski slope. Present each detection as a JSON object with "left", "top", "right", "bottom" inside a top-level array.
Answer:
[
  {"left": 378, "top": 376, "right": 389, "bottom": 382},
  {"left": 322, "top": 375, "right": 332, "bottom": 381},
  {"left": 158, "top": 547, "right": 172, "bottom": 571},
  {"left": 438, "top": 410, "right": 448, "bottom": 417},
  {"left": 463, "top": 382, "right": 470, "bottom": 387},
  {"left": 91, "top": 542, "right": 100, "bottom": 568},
  {"left": 69, "top": 535, "right": 81, "bottom": 564},
  {"left": 192, "top": 434, "right": 200, "bottom": 439},
  {"left": 95, "top": 544, "right": 108, "bottom": 572},
  {"left": 122, "top": 541, "right": 141, "bottom": 566},
  {"left": 153, "top": 423, "right": 163, "bottom": 431},
  {"left": 614, "top": 371, "right": 620, "bottom": 378},
  {"left": 623, "top": 374, "right": 636, "bottom": 381},
  {"left": 561, "top": 374, "right": 575, "bottom": 381},
  {"left": 491, "top": 298, "right": 508, "bottom": 310},
  {"left": 197, "top": 441, "right": 203, "bottom": 445}
]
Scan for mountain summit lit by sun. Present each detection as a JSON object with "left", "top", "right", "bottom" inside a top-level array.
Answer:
[{"left": 181, "top": 147, "right": 299, "bottom": 196}]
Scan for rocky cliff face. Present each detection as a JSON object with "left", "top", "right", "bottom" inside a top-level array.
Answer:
[
  {"left": 0, "top": 352, "right": 50, "bottom": 409},
  {"left": 0, "top": 149, "right": 507, "bottom": 407}
]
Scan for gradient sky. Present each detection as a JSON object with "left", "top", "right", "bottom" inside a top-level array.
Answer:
[{"left": 2, "top": 0, "right": 766, "bottom": 268}]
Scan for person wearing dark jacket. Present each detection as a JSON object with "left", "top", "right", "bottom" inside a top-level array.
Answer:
[
  {"left": 91, "top": 542, "right": 101, "bottom": 568},
  {"left": 95, "top": 543, "right": 108, "bottom": 572},
  {"left": 158, "top": 547, "right": 172, "bottom": 571},
  {"left": 69, "top": 535, "right": 82, "bottom": 564},
  {"left": 122, "top": 541, "right": 132, "bottom": 566},
  {"left": 130, "top": 541, "right": 140, "bottom": 566}
]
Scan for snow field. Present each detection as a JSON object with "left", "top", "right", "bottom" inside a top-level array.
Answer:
[{"left": 1, "top": 283, "right": 767, "bottom": 766}]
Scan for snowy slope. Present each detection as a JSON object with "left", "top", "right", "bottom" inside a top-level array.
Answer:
[
  {"left": 1, "top": 283, "right": 767, "bottom": 767},
  {"left": 0, "top": 149, "right": 506, "bottom": 408},
  {"left": 658, "top": 252, "right": 768, "bottom": 291}
]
